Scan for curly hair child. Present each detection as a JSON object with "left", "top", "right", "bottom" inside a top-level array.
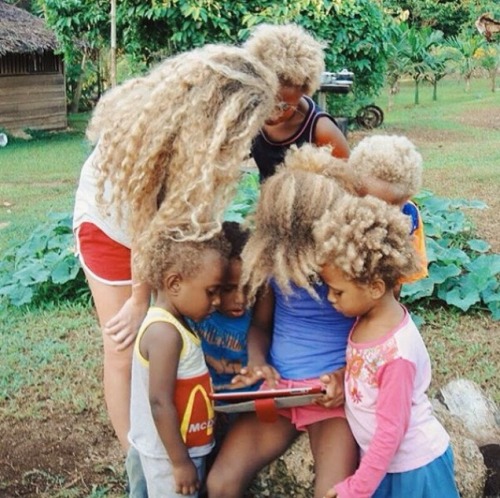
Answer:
[
  {"left": 244, "top": 23, "right": 350, "bottom": 182},
  {"left": 126, "top": 232, "right": 230, "bottom": 498},
  {"left": 315, "top": 196, "right": 459, "bottom": 498},
  {"left": 347, "top": 134, "right": 428, "bottom": 285},
  {"left": 207, "top": 145, "right": 358, "bottom": 498},
  {"left": 73, "top": 44, "right": 277, "bottom": 451}
]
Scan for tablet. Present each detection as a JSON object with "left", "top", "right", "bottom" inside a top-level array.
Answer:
[{"left": 209, "top": 385, "right": 323, "bottom": 403}]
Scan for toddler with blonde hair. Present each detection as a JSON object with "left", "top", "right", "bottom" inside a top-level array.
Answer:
[
  {"left": 316, "top": 196, "right": 459, "bottom": 498},
  {"left": 347, "top": 134, "right": 428, "bottom": 286},
  {"left": 127, "top": 231, "right": 230, "bottom": 498}
]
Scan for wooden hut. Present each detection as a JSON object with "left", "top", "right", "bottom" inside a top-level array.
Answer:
[{"left": 0, "top": 1, "right": 67, "bottom": 131}]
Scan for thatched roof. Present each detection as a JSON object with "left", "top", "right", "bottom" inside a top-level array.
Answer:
[{"left": 0, "top": 1, "right": 59, "bottom": 56}]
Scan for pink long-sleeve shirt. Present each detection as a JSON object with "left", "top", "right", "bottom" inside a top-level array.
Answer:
[{"left": 335, "top": 309, "right": 449, "bottom": 498}]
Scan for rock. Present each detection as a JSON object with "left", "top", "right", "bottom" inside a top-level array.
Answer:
[
  {"left": 433, "top": 399, "right": 487, "bottom": 498},
  {"left": 440, "top": 379, "right": 500, "bottom": 447},
  {"left": 248, "top": 433, "right": 313, "bottom": 497}
]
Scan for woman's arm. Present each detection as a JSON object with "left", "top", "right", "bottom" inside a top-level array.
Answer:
[{"left": 104, "top": 245, "right": 151, "bottom": 350}]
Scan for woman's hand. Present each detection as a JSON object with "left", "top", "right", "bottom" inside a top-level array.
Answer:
[
  {"left": 104, "top": 295, "right": 149, "bottom": 351},
  {"left": 316, "top": 367, "right": 346, "bottom": 408},
  {"left": 231, "top": 363, "right": 281, "bottom": 389}
]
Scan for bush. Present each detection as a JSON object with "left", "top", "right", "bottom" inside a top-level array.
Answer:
[
  {"left": 401, "top": 190, "right": 500, "bottom": 319},
  {"left": 1, "top": 178, "right": 498, "bottom": 321},
  {"left": 0, "top": 213, "right": 90, "bottom": 309}
]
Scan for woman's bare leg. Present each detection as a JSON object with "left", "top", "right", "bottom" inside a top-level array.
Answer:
[
  {"left": 85, "top": 271, "right": 133, "bottom": 451},
  {"left": 307, "top": 417, "right": 358, "bottom": 498},
  {"left": 207, "top": 413, "right": 299, "bottom": 498}
]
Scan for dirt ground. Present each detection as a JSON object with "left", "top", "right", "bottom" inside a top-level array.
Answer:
[{"left": 1, "top": 108, "right": 499, "bottom": 497}]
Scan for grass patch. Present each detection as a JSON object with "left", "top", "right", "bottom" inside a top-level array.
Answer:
[
  {"left": 0, "top": 122, "right": 90, "bottom": 255},
  {"left": 0, "top": 302, "right": 102, "bottom": 419}
]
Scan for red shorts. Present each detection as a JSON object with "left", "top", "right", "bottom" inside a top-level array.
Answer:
[
  {"left": 261, "top": 378, "right": 345, "bottom": 431},
  {"left": 75, "top": 222, "right": 132, "bottom": 285}
]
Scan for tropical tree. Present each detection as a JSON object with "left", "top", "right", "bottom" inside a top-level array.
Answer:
[
  {"left": 446, "top": 35, "right": 485, "bottom": 92},
  {"left": 385, "top": 22, "right": 412, "bottom": 110},
  {"left": 34, "top": 0, "right": 389, "bottom": 114},
  {"left": 381, "top": 0, "right": 470, "bottom": 37},
  {"left": 424, "top": 45, "right": 454, "bottom": 101},
  {"left": 404, "top": 26, "right": 444, "bottom": 104},
  {"left": 475, "top": 44, "right": 500, "bottom": 92}
]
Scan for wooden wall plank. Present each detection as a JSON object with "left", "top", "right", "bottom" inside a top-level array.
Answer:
[{"left": 0, "top": 74, "right": 67, "bottom": 131}]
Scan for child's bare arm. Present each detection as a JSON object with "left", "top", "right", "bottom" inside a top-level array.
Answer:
[
  {"left": 314, "top": 116, "right": 350, "bottom": 159},
  {"left": 144, "top": 322, "right": 200, "bottom": 495},
  {"left": 232, "top": 286, "right": 280, "bottom": 388}
]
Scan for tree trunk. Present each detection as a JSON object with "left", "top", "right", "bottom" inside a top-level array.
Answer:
[
  {"left": 433, "top": 81, "right": 438, "bottom": 101},
  {"left": 70, "top": 52, "right": 87, "bottom": 114},
  {"left": 414, "top": 79, "right": 420, "bottom": 105}
]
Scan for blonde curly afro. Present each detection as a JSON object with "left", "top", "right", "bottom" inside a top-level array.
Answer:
[
  {"left": 314, "top": 195, "right": 420, "bottom": 288},
  {"left": 244, "top": 23, "right": 326, "bottom": 95},
  {"left": 349, "top": 135, "right": 423, "bottom": 203},
  {"left": 87, "top": 44, "right": 277, "bottom": 246},
  {"left": 134, "top": 228, "right": 231, "bottom": 291}
]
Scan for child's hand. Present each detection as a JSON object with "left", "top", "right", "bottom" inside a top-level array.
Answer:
[
  {"left": 104, "top": 296, "right": 148, "bottom": 351},
  {"left": 172, "top": 459, "right": 200, "bottom": 495},
  {"left": 231, "top": 363, "right": 281, "bottom": 388},
  {"left": 316, "top": 368, "right": 345, "bottom": 408},
  {"left": 323, "top": 486, "right": 339, "bottom": 498}
]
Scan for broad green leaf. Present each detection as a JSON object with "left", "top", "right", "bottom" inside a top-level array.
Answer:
[
  {"left": 437, "top": 284, "right": 480, "bottom": 312},
  {"left": 0, "top": 284, "right": 33, "bottom": 306},
  {"left": 51, "top": 257, "right": 81, "bottom": 284},
  {"left": 466, "top": 254, "right": 500, "bottom": 276},
  {"left": 13, "top": 263, "right": 51, "bottom": 285},
  {"left": 488, "top": 301, "right": 500, "bottom": 321},
  {"left": 467, "top": 239, "right": 491, "bottom": 253},
  {"left": 481, "top": 283, "right": 500, "bottom": 305},
  {"left": 401, "top": 277, "right": 434, "bottom": 301},
  {"left": 428, "top": 263, "right": 461, "bottom": 284}
]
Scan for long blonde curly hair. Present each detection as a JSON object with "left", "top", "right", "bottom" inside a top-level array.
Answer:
[
  {"left": 314, "top": 195, "right": 420, "bottom": 288},
  {"left": 243, "top": 23, "right": 326, "bottom": 95},
  {"left": 87, "top": 44, "right": 277, "bottom": 249},
  {"left": 241, "top": 145, "right": 348, "bottom": 301}
]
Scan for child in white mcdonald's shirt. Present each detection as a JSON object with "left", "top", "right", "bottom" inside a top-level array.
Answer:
[{"left": 126, "top": 232, "right": 229, "bottom": 498}]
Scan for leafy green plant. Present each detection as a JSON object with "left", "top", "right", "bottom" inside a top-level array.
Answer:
[
  {"left": 0, "top": 213, "right": 90, "bottom": 308},
  {"left": 224, "top": 171, "right": 261, "bottom": 223},
  {"left": 401, "top": 191, "right": 500, "bottom": 319}
]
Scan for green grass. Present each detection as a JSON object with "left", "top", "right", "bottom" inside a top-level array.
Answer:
[
  {"left": 0, "top": 302, "right": 102, "bottom": 419},
  {"left": 373, "top": 76, "right": 500, "bottom": 181},
  {"left": 0, "top": 118, "right": 91, "bottom": 255}
]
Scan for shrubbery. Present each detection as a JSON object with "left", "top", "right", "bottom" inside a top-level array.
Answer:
[{"left": 1, "top": 174, "right": 498, "bottom": 321}]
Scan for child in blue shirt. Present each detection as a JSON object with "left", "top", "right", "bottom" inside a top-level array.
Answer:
[{"left": 190, "top": 221, "right": 259, "bottom": 395}]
